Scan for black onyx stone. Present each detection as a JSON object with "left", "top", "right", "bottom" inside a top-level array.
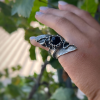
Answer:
[{"left": 50, "top": 36, "right": 61, "bottom": 45}]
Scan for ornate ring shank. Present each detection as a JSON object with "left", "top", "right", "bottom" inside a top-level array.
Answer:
[
  {"left": 49, "top": 45, "right": 77, "bottom": 59},
  {"left": 32, "top": 34, "right": 77, "bottom": 59}
]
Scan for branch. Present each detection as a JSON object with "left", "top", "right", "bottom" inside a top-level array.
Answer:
[{"left": 28, "top": 60, "right": 49, "bottom": 100}]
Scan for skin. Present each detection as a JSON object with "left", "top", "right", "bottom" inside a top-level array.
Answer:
[{"left": 30, "top": 3, "right": 100, "bottom": 100}]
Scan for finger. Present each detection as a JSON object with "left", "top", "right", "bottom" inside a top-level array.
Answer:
[
  {"left": 58, "top": 1, "right": 100, "bottom": 32},
  {"left": 35, "top": 12, "right": 85, "bottom": 45},
  {"left": 30, "top": 37, "right": 49, "bottom": 51},
  {"left": 39, "top": 7, "right": 97, "bottom": 36}
]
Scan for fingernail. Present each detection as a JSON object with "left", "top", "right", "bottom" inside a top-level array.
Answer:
[
  {"left": 36, "top": 12, "right": 44, "bottom": 16},
  {"left": 40, "top": 6, "right": 48, "bottom": 10},
  {"left": 58, "top": 1, "right": 67, "bottom": 5},
  {"left": 30, "top": 36, "right": 36, "bottom": 40}
]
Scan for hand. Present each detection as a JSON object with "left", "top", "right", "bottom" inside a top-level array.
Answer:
[{"left": 30, "top": 1, "right": 100, "bottom": 100}]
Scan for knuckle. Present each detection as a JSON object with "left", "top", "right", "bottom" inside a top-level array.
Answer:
[
  {"left": 80, "top": 10, "right": 90, "bottom": 16},
  {"left": 63, "top": 11, "right": 73, "bottom": 17},
  {"left": 46, "top": 8, "right": 53, "bottom": 13},
  {"left": 55, "top": 17, "right": 66, "bottom": 25},
  {"left": 65, "top": 4, "right": 75, "bottom": 10}
]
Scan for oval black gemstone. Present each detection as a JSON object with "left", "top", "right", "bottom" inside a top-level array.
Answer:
[{"left": 50, "top": 36, "right": 61, "bottom": 45}]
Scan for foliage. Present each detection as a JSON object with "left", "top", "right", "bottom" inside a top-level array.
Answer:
[
  {"left": 0, "top": 0, "right": 100, "bottom": 100},
  {"left": 0, "top": 1, "right": 11, "bottom": 16},
  {"left": 50, "top": 58, "right": 62, "bottom": 69},
  {"left": 29, "top": 45, "right": 36, "bottom": 60},
  {"left": 81, "top": 0, "right": 98, "bottom": 16},
  {"left": 28, "top": 0, "right": 47, "bottom": 22},
  {"left": 0, "top": 66, "right": 58, "bottom": 100},
  {"left": 50, "top": 87, "right": 79, "bottom": 100},
  {"left": 12, "top": 0, "right": 35, "bottom": 18},
  {"left": 0, "top": 12, "right": 17, "bottom": 33},
  {"left": 25, "top": 27, "right": 43, "bottom": 41},
  {"left": 40, "top": 48, "right": 49, "bottom": 61}
]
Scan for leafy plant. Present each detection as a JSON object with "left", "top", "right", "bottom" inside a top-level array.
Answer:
[{"left": 0, "top": 0, "right": 99, "bottom": 100}]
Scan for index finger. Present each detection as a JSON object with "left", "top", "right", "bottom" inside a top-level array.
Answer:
[
  {"left": 58, "top": 1, "right": 100, "bottom": 32},
  {"left": 35, "top": 12, "right": 85, "bottom": 44}
]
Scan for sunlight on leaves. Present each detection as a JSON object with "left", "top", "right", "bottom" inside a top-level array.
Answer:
[
  {"left": 81, "top": 0, "right": 99, "bottom": 16},
  {"left": 28, "top": 0, "right": 47, "bottom": 22},
  {"left": 12, "top": 0, "right": 35, "bottom": 17}
]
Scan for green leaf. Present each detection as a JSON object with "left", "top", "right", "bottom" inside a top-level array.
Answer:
[
  {"left": 0, "top": 1, "right": 11, "bottom": 16},
  {"left": 33, "top": 91, "right": 48, "bottom": 100},
  {"left": 48, "top": 0, "right": 59, "bottom": 4},
  {"left": 47, "top": 0, "right": 58, "bottom": 8},
  {"left": 12, "top": 76, "right": 21, "bottom": 85},
  {"left": 50, "top": 58, "right": 62, "bottom": 69},
  {"left": 21, "top": 85, "right": 32, "bottom": 93},
  {"left": 5, "top": 0, "right": 9, "bottom": 4},
  {"left": 11, "top": 65, "right": 21, "bottom": 71},
  {"left": 40, "top": 48, "right": 49, "bottom": 62},
  {"left": 25, "top": 27, "right": 43, "bottom": 42},
  {"left": 49, "top": 83, "right": 59, "bottom": 94},
  {"left": 16, "top": 17, "right": 30, "bottom": 29},
  {"left": 42, "top": 69, "right": 54, "bottom": 82},
  {"left": 83, "top": 96, "right": 88, "bottom": 100},
  {"left": 81, "top": 0, "right": 99, "bottom": 17},
  {"left": 28, "top": 0, "right": 47, "bottom": 22},
  {"left": 48, "top": 0, "right": 78, "bottom": 7},
  {"left": 29, "top": 45, "right": 36, "bottom": 60},
  {"left": 64, "top": 0, "right": 78, "bottom": 6},
  {"left": 25, "top": 76, "right": 35, "bottom": 84},
  {"left": 17, "top": 65, "right": 22, "bottom": 70},
  {"left": 0, "top": 92, "right": 9, "bottom": 100},
  {"left": 0, "top": 73, "right": 3, "bottom": 78},
  {"left": 11, "top": 0, "right": 35, "bottom": 18},
  {"left": 33, "top": 72, "right": 38, "bottom": 78},
  {"left": 77, "top": 0, "right": 84, "bottom": 8},
  {"left": 6, "top": 84, "right": 24, "bottom": 98},
  {"left": 4, "top": 68, "right": 9, "bottom": 78},
  {"left": 0, "top": 82, "right": 4, "bottom": 89},
  {"left": 50, "top": 87, "right": 79, "bottom": 100},
  {"left": 11, "top": 67, "right": 16, "bottom": 71},
  {"left": 49, "top": 28, "right": 58, "bottom": 35},
  {"left": 0, "top": 13, "right": 17, "bottom": 33}
]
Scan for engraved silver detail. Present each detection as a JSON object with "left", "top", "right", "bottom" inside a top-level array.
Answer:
[
  {"left": 32, "top": 35, "right": 77, "bottom": 59},
  {"left": 56, "top": 45, "right": 77, "bottom": 59}
]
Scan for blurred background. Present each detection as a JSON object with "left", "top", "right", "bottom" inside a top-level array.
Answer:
[{"left": 0, "top": 0, "right": 100, "bottom": 100}]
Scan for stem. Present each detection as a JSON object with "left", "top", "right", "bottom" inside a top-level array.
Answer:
[{"left": 28, "top": 60, "right": 49, "bottom": 100}]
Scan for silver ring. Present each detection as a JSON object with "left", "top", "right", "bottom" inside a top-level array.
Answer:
[{"left": 33, "top": 35, "right": 77, "bottom": 59}]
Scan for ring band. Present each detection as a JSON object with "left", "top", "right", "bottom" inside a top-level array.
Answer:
[{"left": 33, "top": 35, "right": 77, "bottom": 59}]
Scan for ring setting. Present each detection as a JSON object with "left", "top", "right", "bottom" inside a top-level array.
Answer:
[
  {"left": 45, "top": 35, "right": 63, "bottom": 49},
  {"left": 32, "top": 34, "right": 77, "bottom": 59}
]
